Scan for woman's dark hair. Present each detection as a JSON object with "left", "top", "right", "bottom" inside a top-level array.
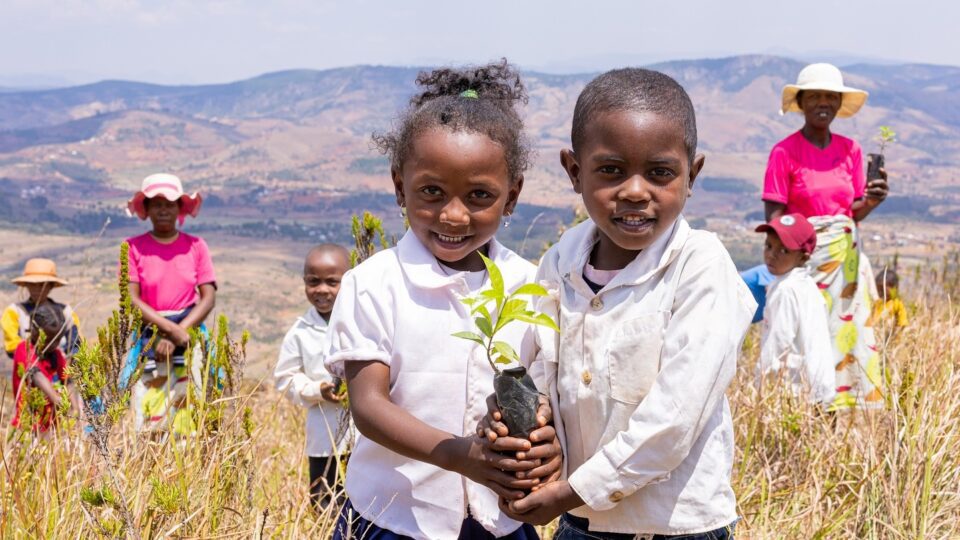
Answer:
[
  {"left": 143, "top": 197, "right": 183, "bottom": 210},
  {"left": 795, "top": 90, "right": 844, "bottom": 106},
  {"left": 373, "top": 58, "right": 532, "bottom": 184}
]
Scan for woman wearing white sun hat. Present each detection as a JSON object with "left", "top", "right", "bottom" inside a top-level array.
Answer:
[
  {"left": 122, "top": 173, "right": 216, "bottom": 433},
  {"left": 762, "top": 63, "right": 889, "bottom": 410}
]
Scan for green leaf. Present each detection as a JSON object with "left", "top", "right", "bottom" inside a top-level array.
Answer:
[
  {"left": 480, "top": 289, "right": 502, "bottom": 301},
  {"left": 476, "top": 317, "right": 493, "bottom": 338},
  {"left": 511, "top": 283, "right": 548, "bottom": 297},
  {"left": 493, "top": 341, "right": 519, "bottom": 363},
  {"left": 495, "top": 298, "right": 529, "bottom": 332},
  {"left": 460, "top": 297, "right": 478, "bottom": 307},
  {"left": 480, "top": 252, "right": 504, "bottom": 296},
  {"left": 474, "top": 304, "right": 492, "bottom": 322},
  {"left": 494, "top": 355, "right": 513, "bottom": 365},
  {"left": 452, "top": 331, "right": 485, "bottom": 345},
  {"left": 513, "top": 312, "right": 560, "bottom": 333}
]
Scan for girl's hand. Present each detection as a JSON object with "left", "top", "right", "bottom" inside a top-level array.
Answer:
[
  {"left": 450, "top": 434, "right": 545, "bottom": 501},
  {"left": 865, "top": 168, "right": 889, "bottom": 205},
  {"left": 319, "top": 381, "right": 344, "bottom": 403},
  {"left": 168, "top": 324, "right": 192, "bottom": 347},
  {"left": 155, "top": 337, "right": 177, "bottom": 360},
  {"left": 477, "top": 393, "right": 563, "bottom": 485}
]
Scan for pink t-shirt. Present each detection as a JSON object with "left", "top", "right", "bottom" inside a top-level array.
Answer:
[
  {"left": 762, "top": 130, "right": 866, "bottom": 218},
  {"left": 126, "top": 232, "right": 216, "bottom": 312}
]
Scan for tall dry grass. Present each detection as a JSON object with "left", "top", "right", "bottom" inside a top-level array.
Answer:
[{"left": 1, "top": 254, "right": 958, "bottom": 538}]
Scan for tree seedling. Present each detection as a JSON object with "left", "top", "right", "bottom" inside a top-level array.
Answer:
[
  {"left": 868, "top": 125, "right": 896, "bottom": 181},
  {"left": 453, "top": 252, "right": 559, "bottom": 437}
]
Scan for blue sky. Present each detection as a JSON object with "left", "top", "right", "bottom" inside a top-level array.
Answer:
[{"left": 2, "top": 0, "right": 957, "bottom": 86}]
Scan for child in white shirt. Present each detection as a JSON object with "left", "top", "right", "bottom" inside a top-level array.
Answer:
[
  {"left": 487, "top": 68, "right": 756, "bottom": 539},
  {"left": 274, "top": 244, "right": 352, "bottom": 509},
  {"left": 324, "top": 61, "right": 559, "bottom": 540},
  {"left": 755, "top": 213, "right": 836, "bottom": 405}
]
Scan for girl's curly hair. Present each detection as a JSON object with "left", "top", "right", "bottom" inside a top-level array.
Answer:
[{"left": 373, "top": 58, "right": 532, "bottom": 184}]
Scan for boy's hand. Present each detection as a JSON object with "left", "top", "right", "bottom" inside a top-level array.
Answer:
[
  {"left": 499, "top": 480, "right": 584, "bottom": 525},
  {"left": 319, "top": 381, "right": 344, "bottom": 403}
]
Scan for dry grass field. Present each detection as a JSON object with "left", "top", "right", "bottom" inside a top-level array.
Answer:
[{"left": 1, "top": 225, "right": 958, "bottom": 538}]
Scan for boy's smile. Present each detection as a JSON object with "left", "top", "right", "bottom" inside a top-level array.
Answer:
[
  {"left": 303, "top": 251, "right": 349, "bottom": 320},
  {"left": 561, "top": 110, "right": 703, "bottom": 270},
  {"left": 393, "top": 128, "right": 520, "bottom": 272}
]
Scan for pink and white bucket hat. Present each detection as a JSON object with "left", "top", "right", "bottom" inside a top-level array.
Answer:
[{"left": 126, "top": 173, "right": 203, "bottom": 225}]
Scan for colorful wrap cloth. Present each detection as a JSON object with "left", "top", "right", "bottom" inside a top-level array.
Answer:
[{"left": 807, "top": 215, "right": 884, "bottom": 410}]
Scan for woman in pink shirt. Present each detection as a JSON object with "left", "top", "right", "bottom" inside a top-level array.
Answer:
[
  {"left": 124, "top": 173, "right": 216, "bottom": 431},
  {"left": 763, "top": 64, "right": 890, "bottom": 410}
]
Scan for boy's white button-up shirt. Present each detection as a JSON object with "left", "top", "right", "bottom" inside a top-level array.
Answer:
[
  {"left": 325, "top": 231, "right": 537, "bottom": 540},
  {"left": 530, "top": 217, "right": 756, "bottom": 535},
  {"left": 759, "top": 267, "right": 836, "bottom": 404},
  {"left": 273, "top": 308, "right": 351, "bottom": 457}
]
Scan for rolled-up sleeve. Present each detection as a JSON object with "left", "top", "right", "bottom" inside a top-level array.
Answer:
[
  {"left": 568, "top": 251, "right": 755, "bottom": 511},
  {"left": 324, "top": 270, "right": 393, "bottom": 377}
]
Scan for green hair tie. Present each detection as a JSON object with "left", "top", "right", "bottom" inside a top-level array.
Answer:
[{"left": 460, "top": 89, "right": 479, "bottom": 99}]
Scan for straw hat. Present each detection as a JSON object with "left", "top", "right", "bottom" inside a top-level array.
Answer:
[
  {"left": 780, "top": 63, "right": 868, "bottom": 118},
  {"left": 11, "top": 258, "right": 69, "bottom": 287},
  {"left": 126, "top": 173, "right": 203, "bottom": 225}
]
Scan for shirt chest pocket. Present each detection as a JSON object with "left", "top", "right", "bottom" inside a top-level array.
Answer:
[{"left": 606, "top": 312, "right": 668, "bottom": 404}]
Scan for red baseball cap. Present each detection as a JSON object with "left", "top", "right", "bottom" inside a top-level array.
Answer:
[{"left": 755, "top": 213, "right": 817, "bottom": 254}]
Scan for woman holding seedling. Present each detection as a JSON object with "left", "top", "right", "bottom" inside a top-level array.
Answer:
[
  {"left": 763, "top": 63, "right": 890, "bottom": 409},
  {"left": 324, "top": 60, "right": 559, "bottom": 540}
]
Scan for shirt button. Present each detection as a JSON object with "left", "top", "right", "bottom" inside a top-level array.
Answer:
[
  {"left": 590, "top": 297, "right": 603, "bottom": 310},
  {"left": 581, "top": 370, "right": 592, "bottom": 385},
  {"left": 608, "top": 490, "right": 624, "bottom": 502}
]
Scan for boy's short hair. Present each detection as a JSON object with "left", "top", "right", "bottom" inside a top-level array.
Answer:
[{"left": 571, "top": 68, "right": 698, "bottom": 163}]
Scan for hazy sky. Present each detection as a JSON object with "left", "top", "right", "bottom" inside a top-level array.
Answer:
[{"left": 3, "top": 0, "right": 958, "bottom": 86}]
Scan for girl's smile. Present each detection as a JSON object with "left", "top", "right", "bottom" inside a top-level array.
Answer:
[{"left": 393, "top": 128, "right": 520, "bottom": 272}]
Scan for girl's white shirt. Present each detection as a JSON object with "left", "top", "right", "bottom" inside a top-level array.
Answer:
[
  {"left": 274, "top": 307, "right": 351, "bottom": 457},
  {"left": 758, "top": 266, "right": 836, "bottom": 405},
  {"left": 325, "top": 231, "right": 537, "bottom": 540},
  {"left": 530, "top": 216, "right": 756, "bottom": 535}
]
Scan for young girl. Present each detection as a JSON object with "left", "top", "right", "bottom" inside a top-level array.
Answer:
[
  {"left": 274, "top": 244, "right": 353, "bottom": 509},
  {"left": 488, "top": 69, "right": 756, "bottom": 539},
  {"left": 324, "top": 61, "right": 558, "bottom": 540},
  {"left": 11, "top": 302, "right": 83, "bottom": 432},
  {"left": 124, "top": 173, "right": 216, "bottom": 432},
  {"left": 3, "top": 258, "right": 81, "bottom": 360}
]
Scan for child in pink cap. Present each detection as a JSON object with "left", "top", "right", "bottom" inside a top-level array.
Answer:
[
  {"left": 755, "top": 213, "right": 835, "bottom": 405},
  {"left": 123, "top": 173, "right": 215, "bottom": 432}
]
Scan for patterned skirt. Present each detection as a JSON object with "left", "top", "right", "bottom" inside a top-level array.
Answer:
[{"left": 807, "top": 215, "right": 884, "bottom": 410}]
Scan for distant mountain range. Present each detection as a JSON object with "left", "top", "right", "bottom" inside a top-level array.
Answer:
[{"left": 1, "top": 54, "right": 958, "bottom": 235}]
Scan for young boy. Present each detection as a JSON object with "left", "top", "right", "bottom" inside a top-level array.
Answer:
[
  {"left": 489, "top": 68, "right": 756, "bottom": 538},
  {"left": 274, "top": 244, "right": 352, "bottom": 508},
  {"left": 755, "top": 214, "right": 835, "bottom": 405},
  {"left": 11, "top": 302, "right": 83, "bottom": 432}
]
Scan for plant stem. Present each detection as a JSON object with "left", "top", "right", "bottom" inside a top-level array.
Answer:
[{"left": 484, "top": 337, "right": 501, "bottom": 376}]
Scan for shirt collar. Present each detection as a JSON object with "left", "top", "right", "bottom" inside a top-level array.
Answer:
[
  {"left": 557, "top": 216, "right": 690, "bottom": 291},
  {"left": 770, "top": 266, "right": 809, "bottom": 289},
  {"left": 299, "top": 307, "right": 329, "bottom": 329},
  {"left": 396, "top": 229, "right": 508, "bottom": 291}
]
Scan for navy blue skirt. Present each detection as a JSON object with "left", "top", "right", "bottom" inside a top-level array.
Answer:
[{"left": 333, "top": 499, "right": 539, "bottom": 540}]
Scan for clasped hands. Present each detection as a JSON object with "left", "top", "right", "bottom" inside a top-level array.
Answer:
[{"left": 472, "top": 394, "right": 584, "bottom": 525}]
